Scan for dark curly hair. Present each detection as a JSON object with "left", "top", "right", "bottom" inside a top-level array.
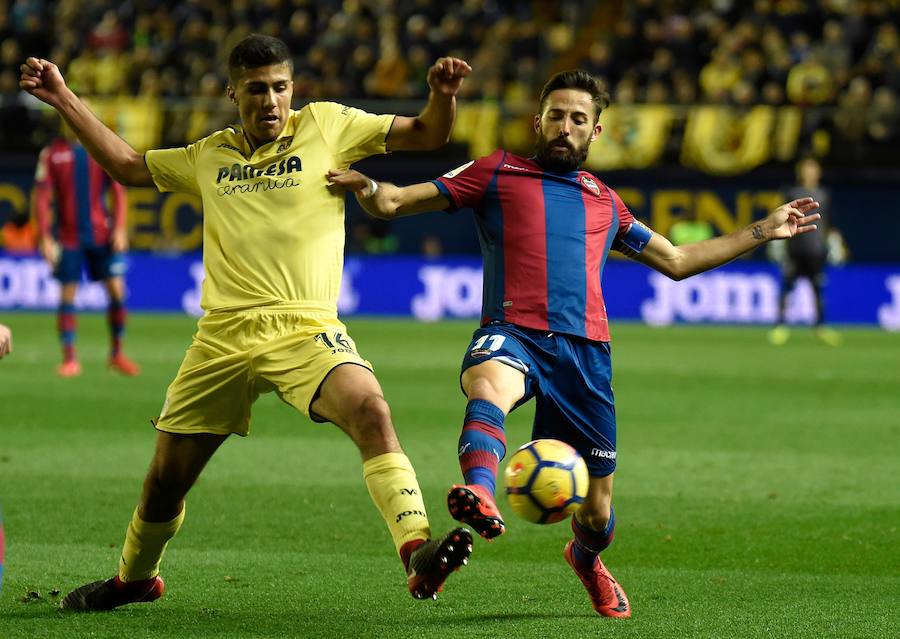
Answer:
[{"left": 538, "top": 70, "right": 611, "bottom": 123}]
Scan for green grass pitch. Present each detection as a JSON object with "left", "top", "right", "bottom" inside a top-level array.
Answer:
[{"left": 0, "top": 314, "right": 898, "bottom": 638}]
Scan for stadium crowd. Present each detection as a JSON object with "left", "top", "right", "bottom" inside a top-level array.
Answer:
[{"left": 1, "top": 0, "right": 899, "bottom": 155}]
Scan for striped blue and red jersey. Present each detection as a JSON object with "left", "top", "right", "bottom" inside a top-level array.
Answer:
[
  {"left": 33, "top": 139, "right": 126, "bottom": 249},
  {"left": 433, "top": 150, "right": 651, "bottom": 343}
]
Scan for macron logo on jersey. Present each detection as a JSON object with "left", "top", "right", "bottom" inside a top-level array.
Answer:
[
  {"left": 442, "top": 160, "right": 475, "bottom": 179},
  {"left": 502, "top": 163, "right": 529, "bottom": 171}
]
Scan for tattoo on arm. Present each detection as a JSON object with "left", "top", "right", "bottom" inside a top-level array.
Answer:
[{"left": 752, "top": 224, "right": 764, "bottom": 241}]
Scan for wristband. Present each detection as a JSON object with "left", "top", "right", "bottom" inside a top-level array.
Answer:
[{"left": 364, "top": 178, "right": 379, "bottom": 198}]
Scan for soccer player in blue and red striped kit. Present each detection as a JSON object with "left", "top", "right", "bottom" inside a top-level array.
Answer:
[
  {"left": 33, "top": 128, "right": 139, "bottom": 377},
  {"left": 329, "top": 69, "right": 821, "bottom": 618}
]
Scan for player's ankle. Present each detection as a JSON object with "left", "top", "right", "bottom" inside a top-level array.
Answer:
[{"left": 400, "top": 538, "right": 427, "bottom": 571}]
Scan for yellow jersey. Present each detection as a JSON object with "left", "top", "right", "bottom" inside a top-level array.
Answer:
[{"left": 145, "top": 102, "right": 394, "bottom": 314}]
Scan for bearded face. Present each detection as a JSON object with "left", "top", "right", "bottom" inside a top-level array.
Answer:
[
  {"left": 532, "top": 88, "right": 601, "bottom": 173},
  {"left": 533, "top": 129, "right": 591, "bottom": 173}
]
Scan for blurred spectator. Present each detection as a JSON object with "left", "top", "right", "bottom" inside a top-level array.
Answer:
[
  {"left": 671, "top": 69, "right": 697, "bottom": 104},
  {"left": 786, "top": 51, "right": 833, "bottom": 106},
  {"left": 833, "top": 76, "right": 872, "bottom": 147},
  {"left": 284, "top": 9, "right": 315, "bottom": 59},
  {"left": 1, "top": 209, "right": 38, "bottom": 253},
  {"left": 88, "top": 10, "right": 127, "bottom": 53},
  {"left": 761, "top": 80, "right": 786, "bottom": 105},
  {"left": 731, "top": 80, "right": 758, "bottom": 107},
  {"left": 699, "top": 49, "right": 741, "bottom": 102},
  {"left": 582, "top": 40, "right": 616, "bottom": 88},
  {"left": 645, "top": 80, "right": 671, "bottom": 104},
  {"left": 868, "top": 86, "right": 900, "bottom": 146},
  {"left": 405, "top": 45, "right": 432, "bottom": 98},
  {"left": 819, "top": 21, "right": 852, "bottom": 83},
  {"left": 368, "top": 39, "right": 410, "bottom": 98},
  {"left": 739, "top": 47, "right": 767, "bottom": 88}
]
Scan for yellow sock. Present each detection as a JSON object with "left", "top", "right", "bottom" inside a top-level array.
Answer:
[
  {"left": 363, "top": 452, "right": 431, "bottom": 555},
  {"left": 117, "top": 505, "right": 185, "bottom": 582}
]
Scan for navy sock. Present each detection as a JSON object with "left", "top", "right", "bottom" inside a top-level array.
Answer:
[{"left": 571, "top": 507, "right": 615, "bottom": 571}]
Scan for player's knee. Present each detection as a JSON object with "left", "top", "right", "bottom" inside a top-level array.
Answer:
[
  {"left": 348, "top": 394, "right": 396, "bottom": 446},
  {"left": 578, "top": 502, "right": 612, "bottom": 532},
  {"left": 466, "top": 376, "right": 493, "bottom": 398}
]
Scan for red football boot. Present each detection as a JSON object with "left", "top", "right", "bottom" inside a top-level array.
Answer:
[
  {"left": 109, "top": 353, "right": 140, "bottom": 376},
  {"left": 57, "top": 360, "right": 82, "bottom": 377},
  {"left": 447, "top": 484, "right": 505, "bottom": 540},
  {"left": 564, "top": 541, "right": 631, "bottom": 618}
]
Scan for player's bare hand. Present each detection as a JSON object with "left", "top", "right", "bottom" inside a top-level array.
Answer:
[
  {"left": 39, "top": 237, "right": 60, "bottom": 267},
  {"left": 19, "top": 57, "right": 69, "bottom": 105},
  {"left": 0, "top": 324, "right": 12, "bottom": 358},
  {"left": 427, "top": 57, "right": 472, "bottom": 97},
  {"left": 764, "top": 197, "right": 821, "bottom": 240},
  {"left": 326, "top": 168, "right": 375, "bottom": 197}
]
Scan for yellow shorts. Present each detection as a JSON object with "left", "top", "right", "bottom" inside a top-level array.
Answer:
[{"left": 153, "top": 307, "right": 372, "bottom": 436}]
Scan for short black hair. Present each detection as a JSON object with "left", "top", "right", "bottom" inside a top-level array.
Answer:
[
  {"left": 228, "top": 34, "right": 292, "bottom": 81},
  {"left": 538, "top": 70, "right": 610, "bottom": 122}
]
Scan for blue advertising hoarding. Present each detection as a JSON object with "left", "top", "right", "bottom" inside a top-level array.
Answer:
[{"left": 1, "top": 252, "right": 898, "bottom": 330}]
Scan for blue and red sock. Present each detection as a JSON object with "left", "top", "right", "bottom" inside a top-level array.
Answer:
[
  {"left": 58, "top": 302, "right": 76, "bottom": 362},
  {"left": 458, "top": 399, "right": 507, "bottom": 495},
  {"left": 107, "top": 300, "right": 127, "bottom": 356},
  {"left": 571, "top": 507, "right": 615, "bottom": 571}
]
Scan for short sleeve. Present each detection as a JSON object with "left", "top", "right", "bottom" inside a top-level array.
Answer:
[
  {"left": 145, "top": 140, "right": 205, "bottom": 195},
  {"left": 308, "top": 101, "right": 394, "bottom": 166},
  {"left": 609, "top": 187, "right": 653, "bottom": 255},
  {"left": 432, "top": 150, "right": 504, "bottom": 210}
]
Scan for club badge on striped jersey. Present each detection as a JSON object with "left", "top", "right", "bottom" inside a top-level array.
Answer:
[{"left": 581, "top": 175, "right": 600, "bottom": 195}]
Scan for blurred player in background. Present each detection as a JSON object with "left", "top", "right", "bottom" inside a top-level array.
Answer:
[
  {"left": 669, "top": 210, "right": 714, "bottom": 246},
  {"left": 330, "top": 69, "right": 821, "bottom": 619},
  {"left": 21, "top": 34, "right": 472, "bottom": 611},
  {"left": 768, "top": 156, "right": 845, "bottom": 346},
  {"left": 33, "top": 119, "right": 139, "bottom": 376}
]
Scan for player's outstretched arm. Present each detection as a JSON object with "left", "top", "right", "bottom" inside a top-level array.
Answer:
[
  {"left": 634, "top": 197, "right": 821, "bottom": 280},
  {"left": 19, "top": 58, "right": 153, "bottom": 187},
  {"left": 386, "top": 57, "right": 472, "bottom": 152},
  {"left": 327, "top": 169, "right": 450, "bottom": 219},
  {"left": 0, "top": 324, "right": 12, "bottom": 358}
]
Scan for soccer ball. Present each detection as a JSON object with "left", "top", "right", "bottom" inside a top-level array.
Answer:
[{"left": 503, "top": 439, "right": 588, "bottom": 524}]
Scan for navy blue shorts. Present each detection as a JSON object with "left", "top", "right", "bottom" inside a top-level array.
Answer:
[
  {"left": 461, "top": 321, "right": 618, "bottom": 477},
  {"left": 55, "top": 246, "right": 126, "bottom": 283}
]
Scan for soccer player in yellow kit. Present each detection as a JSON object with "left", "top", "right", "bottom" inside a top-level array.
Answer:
[{"left": 20, "top": 34, "right": 473, "bottom": 609}]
